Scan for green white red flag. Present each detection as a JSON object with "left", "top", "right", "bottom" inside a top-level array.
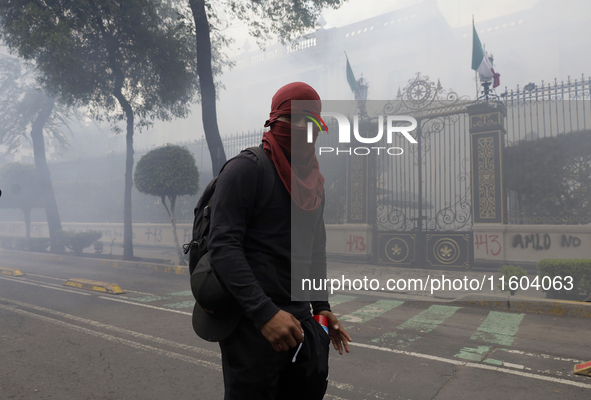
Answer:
[
  {"left": 471, "top": 22, "right": 500, "bottom": 88},
  {"left": 345, "top": 53, "right": 358, "bottom": 93}
]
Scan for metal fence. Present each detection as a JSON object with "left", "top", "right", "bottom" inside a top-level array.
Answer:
[
  {"left": 46, "top": 74, "right": 591, "bottom": 226},
  {"left": 168, "top": 130, "right": 265, "bottom": 174},
  {"left": 502, "top": 75, "right": 591, "bottom": 144},
  {"left": 52, "top": 130, "right": 265, "bottom": 176},
  {"left": 502, "top": 75, "right": 591, "bottom": 224}
]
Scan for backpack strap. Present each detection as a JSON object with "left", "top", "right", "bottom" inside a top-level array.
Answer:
[{"left": 241, "top": 144, "right": 276, "bottom": 217}]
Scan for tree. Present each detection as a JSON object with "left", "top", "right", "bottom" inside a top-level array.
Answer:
[
  {"left": 504, "top": 130, "right": 591, "bottom": 222},
  {"left": 134, "top": 144, "right": 199, "bottom": 265},
  {"left": 0, "top": 162, "right": 44, "bottom": 242},
  {"left": 0, "top": 0, "right": 200, "bottom": 260},
  {"left": 188, "top": 0, "right": 345, "bottom": 175},
  {"left": 0, "top": 55, "right": 72, "bottom": 253}
]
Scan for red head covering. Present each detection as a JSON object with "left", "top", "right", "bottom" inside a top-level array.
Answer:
[{"left": 262, "top": 82, "right": 325, "bottom": 212}]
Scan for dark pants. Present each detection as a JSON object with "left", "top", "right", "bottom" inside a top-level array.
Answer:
[{"left": 219, "top": 315, "right": 330, "bottom": 400}]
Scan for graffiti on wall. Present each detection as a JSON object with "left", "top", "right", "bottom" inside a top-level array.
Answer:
[
  {"left": 512, "top": 233, "right": 582, "bottom": 250},
  {"left": 474, "top": 234, "right": 502, "bottom": 256}
]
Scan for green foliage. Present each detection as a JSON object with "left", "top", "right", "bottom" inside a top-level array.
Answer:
[
  {"left": 28, "top": 237, "right": 51, "bottom": 252},
  {"left": 0, "top": 0, "right": 202, "bottom": 258},
  {"left": 0, "top": 55, "right": 75, "bottom": 153},
  {"left": 0, "top": 162, "right": 44, "bottom": 211},
  {"left": 59, "top": 230, "right": 103, "bottom": 256},
  {"left": 93, "top": 240, "right": 104, "bottom": 255},
  {"left": 504, "top": 130, "right": 591, "bottom": 222},
  {"left": 537, "top": 259, "right": 591, "bottom": 300},
  {"left": 0, "top": 236, "right": 12, "bottom": 250},
  {"left": 226, "top": 0, "right": 346, "bottom": 48},
  {"left": 0, "top": 236, "right": 50, "bottom": 252},
  {"left": 134, "top": 144, "right": 200, "bottom": 198},
  {"left": 498, "top": 265, "right": 527, "bottom": 293},
  {"left": 0, "top": 0, "right": 199, "bottom": 128}
]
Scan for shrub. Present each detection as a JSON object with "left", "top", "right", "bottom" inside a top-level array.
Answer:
[
  {"left": 93, "top": 240, "right": 104, "bottom": 254},
  {"left": 0, "top": 236, "right": 14, "bottom": 250},
  {"left": 499, "top": 265, "right": 527, "bottom": 295},
  {"left": 537, "top": 259, "right": 591, "bottom": 300},
  {"left": 59, "top": 230, "right": 103, "bottom": 256},
  {"left": 28, "top": 237, "right": 50, "bottom": 252},
  {"left": 12, "top": 237, "right": 29, "bottom": 251},
  {"left": 0, "top": 236, "right": 50, "bottom": 252}
]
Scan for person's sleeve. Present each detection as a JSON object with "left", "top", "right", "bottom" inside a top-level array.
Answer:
[
  {"left": 208, "top": 156, "right": 280, "bottom": 328},
  {"left": 310, "top": 198, "right": 331, "bottom": 315}
]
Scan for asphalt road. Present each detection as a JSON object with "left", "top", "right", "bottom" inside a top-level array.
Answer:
[{"left": 1, "top": 253, "right": 590, "bottom": 399}]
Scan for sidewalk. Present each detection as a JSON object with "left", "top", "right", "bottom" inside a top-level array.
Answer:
[{"left": 124, "top": 245, "right": 590, "bottom": 318}]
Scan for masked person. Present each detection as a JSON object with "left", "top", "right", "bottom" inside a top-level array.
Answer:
[{"left": 207, "top": 82, "right": 352, "bottom": 399}]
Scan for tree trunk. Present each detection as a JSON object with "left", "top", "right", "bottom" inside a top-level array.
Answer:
[
  {"left": 114, "top": 87, "right": 135, "bottom": 261},
  {"left": 189, "top": 0, "right": 227, "bottom": 176},
  {"left": 89, "top": 0, "right": 135, "bottom": 260},
  {"left": 23, "top": 207, "right": 31, "bottom": 242},
  {"left": 29, "top": 96, "right": 64, "bottom": 253},
  {"left": 161, "top": 195, "right": 186, "bottom": 266},
  {"left": 169, "top": 196, "right": 186, "bottom": 266},
  {"left": 111, "top": 66, "right": 135, "bottom": 260}
]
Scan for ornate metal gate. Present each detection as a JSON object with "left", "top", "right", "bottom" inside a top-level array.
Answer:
[{"left": 375, "top": 73, "right": 474, "bottom": 268}]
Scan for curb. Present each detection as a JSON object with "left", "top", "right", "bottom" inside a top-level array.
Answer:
[
  {"left": 63, "top": 278, "right": 126, "bottom": 294},
  {"left": 98, "top": 259, "right": 189, "bottom": 276},
  {"left": 0, "top": 249, "right": 188, "bottom": 276},
  {"left": 330, "top": 289, "right": 591, "bottom": 318},
  {"left": 456, "top": 294, "right": 591, "bottom": 318},
  {"left": 3, "top": 249, "right": 590, "bottom": 318},
  {"left": 0, "top": 266, "right": 26, "bottom": 276}
]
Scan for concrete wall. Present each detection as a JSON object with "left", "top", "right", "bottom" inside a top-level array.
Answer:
[
  {"left": 3, "top": 221, "right": 588, "bottom": 264},
  {"left": 473, "top": 224, "right": 591, "bottom": 263},
  {"left": 326, "top": 224, "right": 373, "bottom": 261},
  {"left": 0, "top": 221, "right": 372, "bottom": 259},
  {"left": 0, "top": 221, "right": 193, "bottom": 248}
]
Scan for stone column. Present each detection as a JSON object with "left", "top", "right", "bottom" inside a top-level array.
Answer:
[
  {"left": 340, "top": 118, "right": 377, "bottom": 262},
  {"left": 468, "top": 102, "right": 507, "bottom": 224}
]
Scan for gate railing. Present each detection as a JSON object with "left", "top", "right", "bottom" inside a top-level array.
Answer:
[{"left": 501, "top": 75, "right": 591, "bottom": 225}]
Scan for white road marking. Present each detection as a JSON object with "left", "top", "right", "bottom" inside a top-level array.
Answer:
[
  {"left": 350, "top": 342, "right": 591, "bottom": 389},
  {"left": 26, "top": 273, "right": 67, "bottom": 281},
  {"left": 124, "top": 289, "right": 159, "bottom": 296},
  {"left": 0, "top": 303, "right": 222, "bottom": 371},
  {"left": 505, "top": 349, "right": 584, "bottom": 363},
  {"left": 503, "top": 362, "right": 525, "bottom": 370},
  {"left": 0, "top": 296, "right": 218, "bottom": 358},
  {"left": 0, "top": 276, "right": 90, "bottom": 296},
  {"left": 19, "top": 272, "right": 170, "bottom": 297},
  {"left": 0, "top": 299, "right": 375, "bottom": 399},
  {"left": 25, "top": 273, "right": 163, "bottom": 297},
  {"left": 328, "top": 380, "right": 389, "bottom": 399},
  {"left": 98, "top": 296, "right": 192, "bottom": 316}
]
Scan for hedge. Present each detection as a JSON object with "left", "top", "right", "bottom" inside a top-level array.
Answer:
[
  {"left": 537, "top": 259, "right": 591, "bottom": 300},
  {"left": 0, "top": 236, "right": 50, "bottom": 252},
  {"left": 57, "top": 230, "right": 103, "bottom": 256}
]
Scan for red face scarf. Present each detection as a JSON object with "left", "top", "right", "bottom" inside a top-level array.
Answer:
[{"left": 262, "top": 82, "right": 325, "bottom": 212}]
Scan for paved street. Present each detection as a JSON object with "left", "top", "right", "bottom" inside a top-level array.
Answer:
[{"left": 1, "top": 251, "right": 590, "bottom": 399}]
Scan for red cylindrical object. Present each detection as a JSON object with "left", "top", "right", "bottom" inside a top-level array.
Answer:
[{"left": 313, "top": 314, "right": 329, "bottom": 334}]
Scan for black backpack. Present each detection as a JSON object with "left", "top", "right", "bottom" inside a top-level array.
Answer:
[{"left": 183, "top": 145, "right": 276, "bottom": 275}]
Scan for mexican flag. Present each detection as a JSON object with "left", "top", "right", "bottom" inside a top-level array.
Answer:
[
  {"left": 471, "top": 22, "right": 500, "bottom": 88},
  {"left": 346, "top": 54, "right": 358, "bottom": 93}
]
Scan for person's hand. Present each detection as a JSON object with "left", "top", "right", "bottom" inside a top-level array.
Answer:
[
  {"left": 260, "top": 310, "right": 304, "bottom": 352},
  {"left": 318, "top": 310, "right": 352, "bottom": 355}
]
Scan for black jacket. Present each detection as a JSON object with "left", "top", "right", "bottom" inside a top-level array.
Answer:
[{"left": 208, "top": 150, "right": 330, "bottom": 328}]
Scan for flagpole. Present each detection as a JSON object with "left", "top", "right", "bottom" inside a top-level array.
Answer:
[{"left": 473, "top": 16, "right": 478, "bottom": 99}]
